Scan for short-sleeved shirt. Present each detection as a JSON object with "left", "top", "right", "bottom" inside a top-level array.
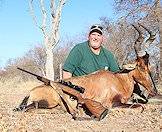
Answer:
[{"left": 63, "top": 41, "right": 119, "bottom": 76}]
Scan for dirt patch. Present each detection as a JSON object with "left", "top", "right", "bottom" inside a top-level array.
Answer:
[{"left": 0, "top": 80, "right": 161, "bottom": 132}]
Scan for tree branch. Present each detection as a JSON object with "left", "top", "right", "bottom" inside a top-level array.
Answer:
[
  {"left": 50, "top": 0, "right": 55, "bottom": 18},
  {"left": 29, "top": 0, "right": 40, "bottom": 28},
  {"left": 39, "top": 0, "right": 47, "bottom": 37},
  {"left": 51, "top": 0, "right": 66, "bottom": 47}
]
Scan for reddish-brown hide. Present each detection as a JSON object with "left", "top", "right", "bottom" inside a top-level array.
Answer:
[{"left": 65, "top": 53, "right": 156, "bottom": 108}]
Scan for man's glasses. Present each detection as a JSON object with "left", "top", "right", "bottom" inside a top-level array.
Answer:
[{"left": 91, "top": 25, "right": 103, "bottom": 30}]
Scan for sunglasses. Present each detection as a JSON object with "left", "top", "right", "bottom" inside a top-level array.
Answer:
[{"left": 91, "top": 25, "right": 103, "bottom": 30}]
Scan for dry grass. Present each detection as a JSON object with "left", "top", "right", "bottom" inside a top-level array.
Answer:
[{"left": 0, "top": 78, "right": 162, "bottom": 132}]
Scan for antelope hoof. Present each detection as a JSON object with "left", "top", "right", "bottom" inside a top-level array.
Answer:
[
  {"left": 97, "top": 108, "right": 109, "bottom": 121},
  {"left": 13, "top": 107, "right": 20, "bottom": 112},
  {"left": 13, "top": 106, "right": 25, "bottom": 112}
]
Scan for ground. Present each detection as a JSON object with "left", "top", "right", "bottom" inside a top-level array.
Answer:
[{"left": 0, "top": 79, "right": 161, "bottom": 132}]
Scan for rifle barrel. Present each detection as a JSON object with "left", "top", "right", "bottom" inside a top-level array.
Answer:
[
  {"left": 17, "top": 67, "right": 38, "bottom": 77},
  {"left": 17, "top": 67, "right": 84, "bottom": 93}
]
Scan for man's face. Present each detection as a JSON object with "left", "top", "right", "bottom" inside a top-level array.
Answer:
[{"left": 88, "top": 32, "right": 103, "bottom": 50}]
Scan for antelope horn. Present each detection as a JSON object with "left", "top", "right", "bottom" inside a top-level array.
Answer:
[
  {"left": 131, "top": 24, "right": 145, "bottom": 56},
  {"left": 138, "top": 23, "right": 156, "bottom": 44}
]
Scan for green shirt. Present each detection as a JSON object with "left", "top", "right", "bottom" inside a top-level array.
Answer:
[{"left": 63, "top": 41, "right": 119, "bottom": 76}]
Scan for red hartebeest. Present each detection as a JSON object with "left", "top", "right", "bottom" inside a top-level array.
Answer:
[{"left": 14, "top": 24, "right": 157, "bottom": 120}]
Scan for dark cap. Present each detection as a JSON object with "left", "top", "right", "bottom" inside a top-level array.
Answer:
[{"left": 89, "top": 24, "right": 103, "bottom": 35}]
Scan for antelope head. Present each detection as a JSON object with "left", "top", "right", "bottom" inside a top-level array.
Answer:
[{"left": 131, "top": 23, "right": 157, "bottom": 97}]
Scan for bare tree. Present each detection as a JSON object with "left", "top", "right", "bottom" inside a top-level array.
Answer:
[
  {"left": 112, "top": 0, "right": 161, "bottom": 82},
  {"left": 29, "top": 0, "right": 66, "bottom": 80}
]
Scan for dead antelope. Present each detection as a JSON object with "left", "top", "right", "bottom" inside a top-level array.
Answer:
[
  {"left": 14, "top": 24, "right": 157, "bottom": 119},
  {"left": 65, "top": 61, "right": 156, "bottom": 109}
]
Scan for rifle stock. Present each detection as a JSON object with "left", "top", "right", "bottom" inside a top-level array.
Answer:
[
  {"left": 17, "top": 67, "right": 108, "bottom": 120},
  {"left": 55, "top": 83, "right": 108, "bottom": 120}
]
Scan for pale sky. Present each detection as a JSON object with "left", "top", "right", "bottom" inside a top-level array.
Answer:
[{"left": 0, "top": 0, "right": 116, "bottom": 68}]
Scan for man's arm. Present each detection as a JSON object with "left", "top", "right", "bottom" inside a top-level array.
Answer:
[
  {"left": 63, "top": 70, "right": 72, "bottom": 79},
  {"left": 63, "top": 45, "right": 82, "bottom": 79}
]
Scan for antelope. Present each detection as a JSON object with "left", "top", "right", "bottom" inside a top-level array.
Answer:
[
  {"left": 64, "top": 57, "right": 156, "bottom": 108},
  {"left": 14, "top": 23, "right": 157, "bottom": 119},
  {"left": 13, "top": 83, "right": 79, "bottom": 113}
]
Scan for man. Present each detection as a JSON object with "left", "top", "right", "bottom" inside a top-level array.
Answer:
[{"left": 63, "top": 24, "right": 119, "bottom": 79}]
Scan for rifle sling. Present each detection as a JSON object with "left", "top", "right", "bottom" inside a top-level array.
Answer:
[{"left": 50, "top": 82, "right": 77, "bottom": 115}]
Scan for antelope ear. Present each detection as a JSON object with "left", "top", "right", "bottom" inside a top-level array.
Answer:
[{"left": 122, "top": 63, "right": 137, "bottom": 70}]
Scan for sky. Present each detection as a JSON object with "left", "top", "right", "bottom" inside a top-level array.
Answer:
[{"left": 0, "top": 0, "right": 116, "bottom": 68}]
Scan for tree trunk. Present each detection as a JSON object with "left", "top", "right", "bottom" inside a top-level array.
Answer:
[
  {"left": 29, "top": 0, "right": 66, "bottom": 81},
  {"left": 45, "top": 48, "right": 54, "bottom": 81}
]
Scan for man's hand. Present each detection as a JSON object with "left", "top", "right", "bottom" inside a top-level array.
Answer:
[{"left": 63, "top": 70, "right": 72, "bottom": 79}]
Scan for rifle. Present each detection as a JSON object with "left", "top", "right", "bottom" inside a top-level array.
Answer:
[
  {"left": 17, "top": 67, "right": 108, "bottom": 120},
  {"left": 17, "top": 67, "right": 85, "bottom": 93}
]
